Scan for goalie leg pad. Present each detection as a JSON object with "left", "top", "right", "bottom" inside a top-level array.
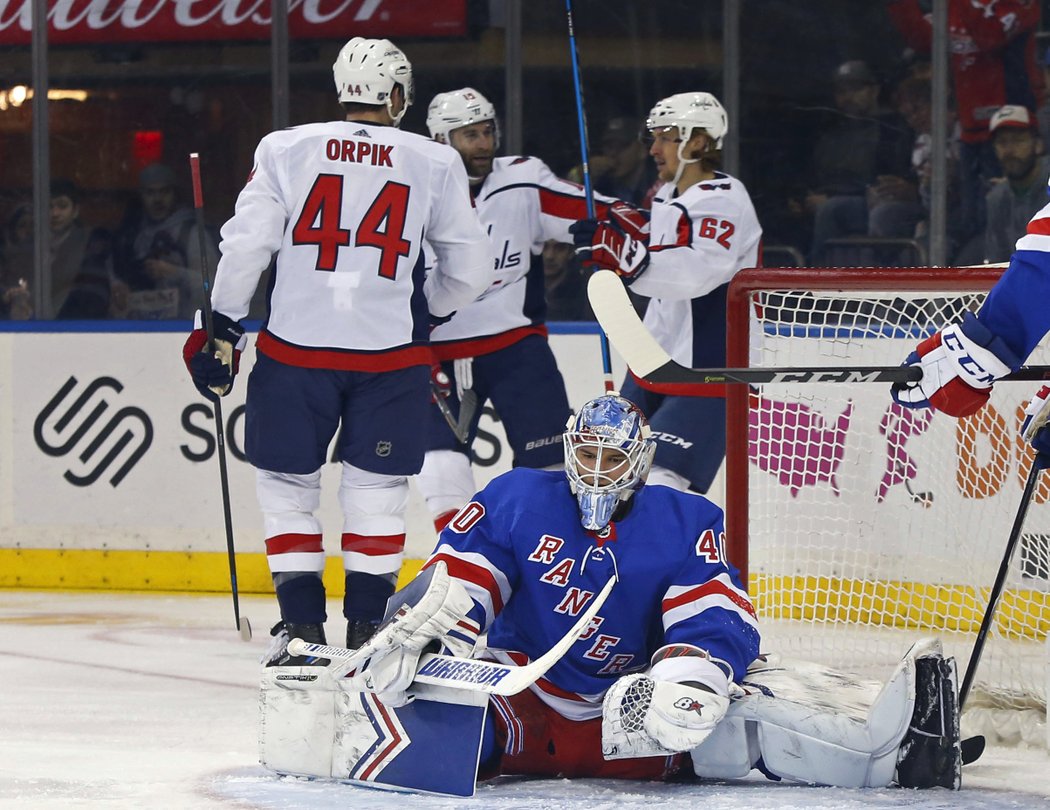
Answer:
[
  {"left": 333, "top": 687, "right": 488, "bottom": 797},
  {"left": 692, "top": 643, "right": 929, "bottom": 787},
  {"left": 259, "top": 665, "right": 337, "bottom": 778}
]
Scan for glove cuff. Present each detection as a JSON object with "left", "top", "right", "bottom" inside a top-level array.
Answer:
[
  {"left": 957, "top": 312, "right": 1022, "bottom": 373},
  {"left": 940, "top": 312, "right": 1018, "bottom": 390}
]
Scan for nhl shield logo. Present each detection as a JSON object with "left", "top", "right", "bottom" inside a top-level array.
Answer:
[{"left": 376, "top": 441, "right": 392, "bottom": 457}]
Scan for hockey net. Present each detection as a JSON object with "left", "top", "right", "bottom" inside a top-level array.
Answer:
[{"left": 724, "top": 266, "right": 1049, "bottom": 747}]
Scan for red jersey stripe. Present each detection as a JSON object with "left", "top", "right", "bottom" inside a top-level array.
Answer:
[
  {"left": 430, "top": 325, "right": 548, "bottom": 361},
  {"left": 425, "top": 553, "right": 505, "bottom": 614},
  {"left": 257, "top": 329, "right": 431, "bottom": 371},
  {"left": 663, "top": 579, "right": 756, "bottom": 619}
]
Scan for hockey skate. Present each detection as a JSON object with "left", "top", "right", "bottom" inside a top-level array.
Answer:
[
  {"left": 263, "top": 621, "right": 330, "bottom": 667},
  {"left": 894, "top": 653, "right": 962, "bottom": 789},
  {"left": 346, "top": 618, "right": 380, "bottom": 650}
]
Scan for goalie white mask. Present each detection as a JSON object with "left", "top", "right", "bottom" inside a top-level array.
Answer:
[
  {"left": 426, "top": 87, "right": 501, "bottom": 149},
  {"left": 564, "top": 394, "right": 656, "bottom": 531},
  {"left": 333, "top": 37, "right": 414, "bottom": 127}
]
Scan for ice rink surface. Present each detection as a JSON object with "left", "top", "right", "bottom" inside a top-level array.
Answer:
[{"left": 3, "top": 589, "right": 1049, "bottom": 810}]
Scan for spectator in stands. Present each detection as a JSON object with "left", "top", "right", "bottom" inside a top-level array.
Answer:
[
  {"left": 1038, "top": 47, "right": 1050, "bottom": 153},
  {"left": 983, "top": 105, "right": 1049, "bottom": 263},
  {"left": 568, "top": 117, "right": 658, "bottom": 208},
  {"left": 806, "top": 59, "right": 914, "bottom": 264},
  {"left": 0, "top": 203, "right": 33, "bottom": 320},
  {"left": 48, "top": 179, "right": 112, "bottom": 319},
  {"left": 887, "top": 0, "right": 1044, "bottom": 241},
  {"left": 889, "top": 73, "right": 964, "bottom": 261},
  {"left": 543, "top": 239, "right": 592, "bottom": 321},
  {"left": 112, "top": 162, "right": 218, "bottom": 319}
]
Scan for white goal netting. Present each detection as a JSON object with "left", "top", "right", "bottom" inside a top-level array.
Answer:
[{"left": 725, "top": 267, "right": 1049, "bottom": 746}]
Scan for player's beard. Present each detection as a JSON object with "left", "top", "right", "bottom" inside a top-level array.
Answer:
[{"left": 466, "top": 153, "right": 494, "bottom": 183}]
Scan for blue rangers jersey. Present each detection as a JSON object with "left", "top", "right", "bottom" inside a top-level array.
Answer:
[
  {"left": 428, "top": 156, "right": 615, "bottom": 361},
  {"left": 979, "top": 199, "right": 1050, "bottom": 362},
  {"left": 424, "top": 468, "right": 760, "bottom": 720}
]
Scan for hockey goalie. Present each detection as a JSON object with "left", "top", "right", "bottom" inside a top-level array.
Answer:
[{"left": 259, "top": 394, "right": 961, "bottom": 796}]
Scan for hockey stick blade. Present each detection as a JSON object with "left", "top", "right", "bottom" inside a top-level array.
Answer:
[
  {"left": 961, "top": 735, "right": 985, "bottom": 765},
  {"left": 455, "top": 389, "right": 479, "bottom": 444},
  {"left": 287, "top": 573, "right": 616, "bottom": 696},
  {"left": 587, "top": 269, "right": 1050, "bottom": 392},
  {"left": 432, "top": 383, "right": 475, "bottom": 445}
]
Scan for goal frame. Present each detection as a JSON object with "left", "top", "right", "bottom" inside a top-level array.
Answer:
[{"left": 723, "top": 265, "right": 1007, "bottom": 586}]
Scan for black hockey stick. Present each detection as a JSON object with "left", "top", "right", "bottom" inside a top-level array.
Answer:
[
  {"left": 589, "top": 269, "right": 1050, "bottom": 390},
  {"left": 954, "top": 460, "right": 1044, "bottom": 766},
  {"left": 959, "top": 460, "right": 1044, "bottom": 709},
  {"left": 190, "top": 153, "right": 251, "bottom": 643}
]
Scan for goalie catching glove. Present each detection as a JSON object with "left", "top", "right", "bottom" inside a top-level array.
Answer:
[
  {"left": 569, "top": 217, "right": 650, "bottom": 284},
  {"left": 182, "top": 311, "right": 247, "bottom": 402},
  {"left": 602, "top": 674, "right": 729, "bottom": 759},
  {"left": 891, "top": 311, "right": 1021, "bottom": 417}
]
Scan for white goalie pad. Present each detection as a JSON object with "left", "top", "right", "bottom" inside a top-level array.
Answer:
[
  {"left": 260, "top": 660, "right": 488, "bottom": 796},
  {"left": 259, "top": 665, "right": 339, "bottom": 778},
  {"left": 602, "top": 674, "right": 729, "bottom": 759},
  {"left": 691, "top": 639, "right": 942, "bottom": 788}
]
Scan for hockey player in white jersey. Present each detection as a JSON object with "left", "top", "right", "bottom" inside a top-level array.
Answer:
[
  {"left": 259, "top": 394, "right": 962, "bottom": 791},
  {"left": 416, "top": 87, "right": 646, "bottom": 533},
  {"left": 571, "top": 92, "right": 763, "bottom": 501},
  {"left": 182, "top": 38, "right": 491, "bottom": 658}
]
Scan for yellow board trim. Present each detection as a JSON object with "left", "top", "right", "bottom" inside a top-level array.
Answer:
[
  {"left": 2, "top": 549, "right": 1047, "bottom": 640},
  {"left": 0, "top": 548, "right": 424, "bottom": 594},
  {"left": 750, "top": 573, "right": 1050, "bottom": 639}
]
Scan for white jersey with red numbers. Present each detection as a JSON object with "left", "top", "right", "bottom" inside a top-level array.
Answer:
[
  {"left": 428, "top": 156, "right": 612, "bottom": 360},
  {"left": 211, "top": 120, "right": 491, "bottom": 371},
  {"left": 628, "top": 173, "right": 761, "bottom": 369}
]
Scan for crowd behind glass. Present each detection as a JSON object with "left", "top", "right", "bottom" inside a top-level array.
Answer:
[{"left": 2, "top": 0, "right": 1049, "bottom": 322}]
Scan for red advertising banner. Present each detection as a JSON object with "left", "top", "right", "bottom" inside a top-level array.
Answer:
[{"left": 0, "top": 0, "right": 468, "bottom": 45}]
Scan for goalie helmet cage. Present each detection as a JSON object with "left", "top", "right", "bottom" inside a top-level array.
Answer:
[{"left": 723, "top": 266, "right": 1049, "bottom": 747}]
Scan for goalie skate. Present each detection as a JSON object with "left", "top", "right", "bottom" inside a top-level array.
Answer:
[{"left": 895, "top": 654, "right": 962, "bottom": 789}]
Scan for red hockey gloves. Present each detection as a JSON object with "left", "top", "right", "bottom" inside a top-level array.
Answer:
[
  {"left": 609, "top": 201, "right": 650, "bottom": 242},
  {"left": 891, "top": 312, "right": 1021, "bottom": 417},
  {"left": 569, "top": 218, "right": 650, "bottom": 284},
  {"left": 1022, "top": 386, "right": 1050, "bottom": 471},
  {"left": 183, "top": 311, "right": 247, "bottom": 402}
]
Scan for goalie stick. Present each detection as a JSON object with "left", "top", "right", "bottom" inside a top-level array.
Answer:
[
  {"left": 587, "top": 269, "right": 1050, "bottom": 392},
  {"left": 288, "top": 572, "right": 616, "bottom": 696}
]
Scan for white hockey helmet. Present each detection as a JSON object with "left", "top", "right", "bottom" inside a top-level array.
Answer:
[
  {"left": 564, "top": 394, "right": 656, "bottom": 531},
  {"left": 332, "top": 37, "right": 414, "bottom": 127},
  {"left": 426, "top": 87, "right": 500, "bottom": 147},
  {"left": 646, "top": 91, "right": 727, "bottom": 149}
]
